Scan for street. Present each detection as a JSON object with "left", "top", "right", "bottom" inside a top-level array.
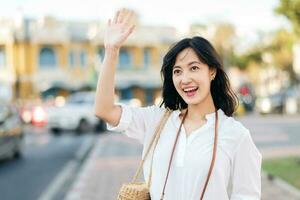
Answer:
[
  {"left": 238, "top": 113, "right": 300, "bottom": 158},
  {"left": 0, "top": 126, "right": 96, "bottom": 200}
]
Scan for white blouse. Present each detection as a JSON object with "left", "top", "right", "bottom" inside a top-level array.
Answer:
[{"left": 107, "top": 104, "right": 262, "bottom": 200}]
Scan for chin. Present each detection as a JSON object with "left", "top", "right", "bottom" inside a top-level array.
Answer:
[
  {"left": 185, "top": 100, "right": 203, "bottom": 106},
  {"left": 177, "top": 90, "right": 208, "bottom": 105},
  {"left": 180, "top": 93, "right": 206, "bottom": 106},
  {"left": 182, "top": 97, "right": 203, "bottom": 105}
]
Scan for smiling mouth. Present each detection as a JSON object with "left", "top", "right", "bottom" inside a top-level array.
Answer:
[{"left": 182, "top": 87, "right": 199, "bottom": 97}]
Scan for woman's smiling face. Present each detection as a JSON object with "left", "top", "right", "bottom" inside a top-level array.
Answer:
[{"left": 172, "top": 47, "right": 215, "bottom": 106}]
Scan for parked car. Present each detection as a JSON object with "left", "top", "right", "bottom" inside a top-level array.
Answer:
[
  {"left": 255, "top": 84, "right": 300, "bottom": 114},
  {"left": 256, "top": 92, "right": 284, "bottom": 114},
  {"left": 46, "top": 92, "right": 106, "bottom": 135},
  {"left": 0, "top": 102, "right": 24, "bottom": 160}
]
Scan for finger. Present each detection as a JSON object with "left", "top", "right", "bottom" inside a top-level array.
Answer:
[
  {"left": 117, "top": 8, "right": 126, "bottom": 23},
  {"left": 122, "top": 12, "right": 134, "bottom": 31},
  {"left": 122, "top": 11, "right": 133, "bottom": 26},
  {"left": 113, "top": 10, "right": 120, "bottom": 24}
]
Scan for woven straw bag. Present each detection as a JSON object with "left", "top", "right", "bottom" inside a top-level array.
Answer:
[
  {"left": 117, "top": 109, "right": 172, "bottom": 200},
  {"left": 118, "top": 183, "right": 150, "bottom": 200}
]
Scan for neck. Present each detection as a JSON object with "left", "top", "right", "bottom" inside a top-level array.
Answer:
[{"left": 185, "top": 93, "right": 216, "bottom": 121}]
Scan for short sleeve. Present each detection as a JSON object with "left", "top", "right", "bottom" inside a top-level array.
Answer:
[
  {"left": 230, "top": 132, "right": 262, "bottom": 200},
  {"left": 107, "top": 103, "right": 165, "bottom": 144}
]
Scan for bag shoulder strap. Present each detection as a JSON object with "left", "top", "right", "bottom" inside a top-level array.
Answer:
[{"left": 131, "top": 108, "right": 172, "bottom": 183}]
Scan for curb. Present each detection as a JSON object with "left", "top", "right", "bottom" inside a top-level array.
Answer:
[{"left": 262, "top": 171, "right": 300, "bottom": 198}]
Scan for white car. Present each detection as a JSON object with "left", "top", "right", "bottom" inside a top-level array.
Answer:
[
  {"left": 255, "top": 85, "right": 300, "bottom": 115},
  {"left": 47, "top": 92, "right": 106, "bottom": 134}
]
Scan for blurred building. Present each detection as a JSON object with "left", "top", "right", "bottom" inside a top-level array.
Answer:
[
  {"left": 0, "top": 13, "right": 177, "bottom": 105},
  {"left": 293, "top": 41, "right": 300, "bottom": 79}
]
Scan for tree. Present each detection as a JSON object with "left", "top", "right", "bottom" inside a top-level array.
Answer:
[
  {"left": 276, "top": 0, "right": 300, "bottom": 83},
  {"left": 231, "top": 48, "right": 264, "bottom": 70},
  {"left": 276, "top": 0, "right": 300, "bottom": 35},
  {"left": 212, "top": 23, "right": 236, "bottom": 67},
  {"left": 268, "top": 30, "right": 297, "bottom": 83}
]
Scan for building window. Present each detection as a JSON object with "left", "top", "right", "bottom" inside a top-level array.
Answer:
[
  {"left": 80, "top": 50, "right": 87, "bottom": 67},
  {"left": 145, "top": 89, "right": 153, "bottom": 104},
  {"left": 120, "top": 88, "right": 133, "bottom": 100},
  {"left": 68, "top": 50, "right": 75, "bottom": 67},
  {"left": 119, "top": 48, "right": 131, "bottom": 69},
  {"left": 97, "top": 48, "right": 105, "bottom": 62},
  {"left": 144, "top": 48, "right": 151, "bottom": 68},
  {"left": 39, "top": 47, "right": 57, "bottom": 68},
  {"left": 0, "top": 48, "right": 6, "bottom": 68}
]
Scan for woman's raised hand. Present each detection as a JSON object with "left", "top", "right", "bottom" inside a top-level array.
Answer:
[{"left": 104, "top": 9, "right": 135, "bottom": 50}]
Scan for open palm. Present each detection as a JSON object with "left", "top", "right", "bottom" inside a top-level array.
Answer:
[{"left": 104, "top": 9, "right": 135, "bottom": 49}]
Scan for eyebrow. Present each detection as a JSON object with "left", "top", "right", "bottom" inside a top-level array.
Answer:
[{"left": 173, "top": 61, "right": 202, "bottom": 69}]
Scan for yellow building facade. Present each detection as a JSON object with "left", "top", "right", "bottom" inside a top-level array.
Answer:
[{"left": 0, "top": 15, "right": 178, "bottom": 105}]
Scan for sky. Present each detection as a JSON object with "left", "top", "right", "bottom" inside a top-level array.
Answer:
[{"left": 0, "top": 0, "right": 290, "bottom": 50}]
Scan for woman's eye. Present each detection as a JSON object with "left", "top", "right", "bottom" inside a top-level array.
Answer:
[
  {"left": 173, "top": 70, "right": 181, "bottom": 74},
  {"left": 191, "top": 66, "right": 199, "bottom": 71}
]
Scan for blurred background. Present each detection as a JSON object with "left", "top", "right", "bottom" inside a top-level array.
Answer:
[{"left": 0, "top": 0, "right": 300, "bottom": 199}]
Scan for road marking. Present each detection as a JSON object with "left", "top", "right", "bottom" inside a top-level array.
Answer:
[
  {"left": 38, "top": 160, "right": 78, "bottom": 200},
  {"left": 38, "top": 136, "right": 94, "bottom": 200}
]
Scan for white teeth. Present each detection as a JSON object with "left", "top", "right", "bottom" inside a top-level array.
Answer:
[{"left": 183, "top": 87, "right": 198, "bottom": 92}]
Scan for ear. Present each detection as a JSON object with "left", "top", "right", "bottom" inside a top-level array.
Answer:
[{"left": 210, "top": 68, "right": 217, "bottom": 80}]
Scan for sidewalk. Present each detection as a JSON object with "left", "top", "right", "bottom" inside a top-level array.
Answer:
[{"left": 65, "top": 133, "right": 300, "bottom": 200}]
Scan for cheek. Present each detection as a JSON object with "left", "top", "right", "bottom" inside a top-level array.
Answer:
[
  {"left": 196, "top": 76, "right": 212, "bottom": 93},
  {"left": 201, "top": 79, "right": 211, "bottom": 90},
  {"left": 172, "top": 77, "right": 182, "bottom": 92},
  {"left": 203, "top": 79, "right": 213, "bottom": 93}
]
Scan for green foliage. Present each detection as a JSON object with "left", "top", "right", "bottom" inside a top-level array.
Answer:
[
  {"left": 276, "top": 0, "right": 300, "bottom": 34},
  {"left": 231, "top": 48, "right": 264, "bottom": 70},
  {"left": 262, "top": 157, "right": 300, "bottom": 189},
  {"left": 268, "top": 29, "right": 294, "bottom": 70},
  {"left": 232, "top": 29, "right": 295, "bottom": 79}
]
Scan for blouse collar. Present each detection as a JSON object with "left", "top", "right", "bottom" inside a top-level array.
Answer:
[{"left": 172, "top": 108, "right": 225, "bottom": 124}]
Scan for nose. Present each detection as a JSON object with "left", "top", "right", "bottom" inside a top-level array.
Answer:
[{"left": 181, "top": 72, "right": 192, "bottom": 84}]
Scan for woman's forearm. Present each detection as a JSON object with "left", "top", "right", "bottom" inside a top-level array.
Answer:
[{"left": 94, "top": 47, "right": 119, "bottom": 117}]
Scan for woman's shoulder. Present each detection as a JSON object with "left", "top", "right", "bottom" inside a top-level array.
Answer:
[
  {"left": 219, "top": 115, "right": 258, "bottom": 158},
  {"left": 133, "top": 104, "right": 168, "bottom": 123},
  {"left": 223, "top": 115, "right": 248, "bottom": 132},
  {"left": 137, "top": 104, "right": 167, "bottom": 117},
  {"left": 219, "top": 114, "right": 252, "bottom": 147}
]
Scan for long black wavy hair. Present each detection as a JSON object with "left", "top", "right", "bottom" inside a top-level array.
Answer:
[{"left": 160, "top": 36, "right": 238, "bottom": 116}]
